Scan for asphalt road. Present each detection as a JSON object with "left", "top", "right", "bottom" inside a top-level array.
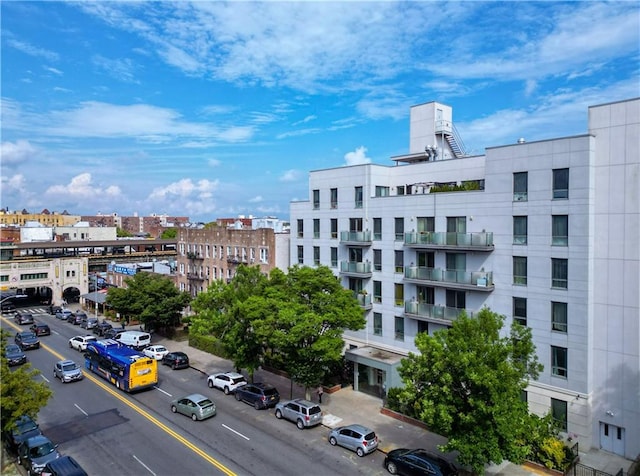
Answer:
[{"left": 2, "top": 306, "right": 389, "bottom": 476}]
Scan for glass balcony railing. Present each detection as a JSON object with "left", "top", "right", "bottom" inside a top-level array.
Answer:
[
  {"left": 354, "top": 292, "right": 372, "bottom": 308},
  {"left": 340, "top": 261, "right": 372, "bottom": 274},
  {"left": 404, "top": 267, "right": 493, "bottom": 288},
  {"left": 404, "top": 301, "right": 465, "bottom": 322},
  {"left": 404, "top": 231, "right": 494, "bottom": 249},
  {"left": 340, "top": 231, "right": 372, "bottom": 243}
]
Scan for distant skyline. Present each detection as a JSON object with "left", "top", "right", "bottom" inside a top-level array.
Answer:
[{"left": 2, "top": 1, "right": 639, "bottom": 222}]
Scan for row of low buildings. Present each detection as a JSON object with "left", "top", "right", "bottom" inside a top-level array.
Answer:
[{"left": 3, "top": 98, "right": 637, "bottom": 461}]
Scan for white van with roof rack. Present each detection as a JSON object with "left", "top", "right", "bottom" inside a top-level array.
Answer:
[{"left": 113, "top": 331, "right": 151, "bottom": 350}]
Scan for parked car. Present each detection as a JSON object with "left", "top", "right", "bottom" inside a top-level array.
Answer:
[
  {"left": 162, "top": 351, "right": 190, "bottom": 369},
  {"left": 53, "top": 359, "right": 83, "bottom": 383},
  {"left": 143, "top": 345, "right": 170, "bottom": 360},
  {"left": 275, "top": 398, "right": 323, "bottom": 429},
  {"left": 2, "top": 415, "right": 41, "bottom": 453},
  {"left": 80, "top": 317, "right": 98, "bottom": 330},
  {"left": 18, "top": 435, "right": 60, "bottom": 475},
  {"left": 234, "top": 383, "right": 280, "bottom": 410},
  {"left": 1, "top": 302, "right": 17, "bottom": 313},
  {"left": 384, "top": 448, "right": 459, "bottom": 476},
  {"left": 170, "top": 393, "right": 216, "bottom": 421},
  {"left": 92, "top": 321, "right": 113, "bottom": 336},
  {"left": 42, "top": 455, "right": 88, "bottom": 476},
  {"left": 55, "top": 309, "right": 73, "bottom": 320},
  {"left": 71, "top": 312, "right": 87, "bottom": 325},
  {"left": 30, "top": 323, "right": 51, "bottom": 336},
  {"left": 15, "top": 312, "right": 35, "bottom": 325},
  {"left": 68, "top": 335, "right": 97, "bottom": 351},
  {"left": 103, "top": 328, "right": 118, "bottom": 339},
  {"left": 207, "top": 372, "right": 247, "bottom": 395},
  {"left": 5, "top": 343, "right": 28, "bottom": 366},
  {"left": 328, "top": 424, "right": 379, "bottom": 457},
  {"left": 15, "top": 331, "right": 40, "bottom": 350}
]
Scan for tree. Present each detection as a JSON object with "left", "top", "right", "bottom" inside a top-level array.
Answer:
[
  {"left": 116, "top": 227, "right": 133, "bottom": 237},
  {"left": 106, "top": 272, "right": 191, "bottom": 332},
  {"left": 264, "top": 266, "right": 365, "bottom": 398},
  {"left": 160, "top": 228, "right": 177, "bottom": 239},
  {"left": 396, "top": 308, "right": 544, "bottom": 474},
  {"left": 0, "top": 330, "right": 52, "bottom": 434}
]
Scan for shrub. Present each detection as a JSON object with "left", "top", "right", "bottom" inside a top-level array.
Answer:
[
  {"left": 189, "top": 334, "right": 227, "bottom": 358},
  {"left": 537, "top": 437, "right": 566, "bottom": 470}
]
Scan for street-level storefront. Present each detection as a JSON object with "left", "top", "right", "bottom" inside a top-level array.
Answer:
[{"left": 345, "top": 346, "right": 405, "bottom": 399}]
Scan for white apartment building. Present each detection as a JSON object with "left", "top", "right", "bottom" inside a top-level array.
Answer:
[{"left": 289, "top": 98, "right": 639, "bottom": 459}]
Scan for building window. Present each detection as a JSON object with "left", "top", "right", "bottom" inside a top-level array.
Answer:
[
  {"left": 330, "top": 188, "right": 338, "bottom": 209},
  {"left": 513, "top": 256, "right": 527, "bottom": 285},
  {"left": 373, "top": 218, "right": 382, "bottom": 240},
  {"left": 260, "top": 248, "right": 268, "bottom": 263},
  {"left": 552, "top": 215, "right": 568, "bottom": 246},
  {"left": 520, "top": 390, "right": 528, "bottom": 403},
  {"left": 446, "top": 289, "right": 465, "bottom": 310},
  {"left": 551, "top": 346, "right": 568, "bottom": 378},
  {"left": 552, "top": 301, "right": 568, "bottom": 333},
  {"left": 394, "top": 283, "right": 404, "bottom": 307},
  {"left": 373, "top": 313, "right": 382, "bottom": 336},
  {"left": 447, "top": 216, "right": 466, "bottom": 233},
  {"left": 514, "top": 172, "right": 528, "bottom": 201},
  {"left": 551, "top": 398, "right": 568, "bottom": 431},
  {"left": 417, "top": 216, "right": 435, "bottom": 233},
  {"left": 394, "top": 250, "right": 404, "bottom": 273},
  {"left": 397, "top": 185, "right": 405, "bottom": 195},
  {"left": 297, "top": 246, "right": 304, "bottom": 265},
  {"left": 373, "top": 249, "right": 382, "bottom": 271},
  {"left": 373, "top": 280, "right": 382, "bottom": 303},
  {"left": 394, "top": 217, "right": 404, "bottom": 241},
  {"left": 330, "top": 247, "right": 338, "bottom": 268},
  {"left": 297, "top": 219, "right": 303, "bottom": 238},
  {"left": 330, "top": 219, "right": 338, "bottom": 239},
  {"left": 417, "top": 320, "right": 429, "bottom": 334},
  {"left": 313, "top": 246, "right": 320, "bottom": 266},
  {"left": 355, "top": 186, "right": 363, "bottom": 208},
  {"left": 513, "top": 216, "right": 528, "bottom": 245},
  {"left": 313, "top": 189, "right": 320, "bottom": 209},
  {"left": 552, "top": 258, "right": 568, "bottom": 289},
  {"left": 375, "top": 186, "right": 390, "bottom": 197},
  {"left": 394, "top": 316, "right": 404, "bottom": 341},
  {"left": 349, "top": 217, "right": 363, "bottom": 233},
  {"left": 513, "top": 297, "right": 527, "bottom": 326},
  {"left": 313, "top": 219, "right": 320, "bottom": 239},
  {"left": 553, "top": 168, "right": 569, "bottom": 199}
]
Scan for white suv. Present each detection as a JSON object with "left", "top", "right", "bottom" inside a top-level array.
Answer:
[{"left": 207, "top": 372, "right": 247, "bottom": 395}]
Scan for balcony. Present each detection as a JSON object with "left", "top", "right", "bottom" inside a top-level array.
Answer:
[
  {"left": 340, "top": 261, "right": 372, "bottom": 277},
  {"left": 227, "top": 256, "right": 250, "bottom": 265},
  {"left": 404, "top": 231, "right": 494, "bottom": 251},
  {"left": 187, "top": 273, "right": 206, "bottom": 281},
  {"left": 404, "top": 301, "right": 467, "bottom": 324},
  {"left": 354, "top": 292, "right": 372, "bottom": 310},
  {"left": 340, "top": 231, "right": 372, "bottom": 246},
  {"left": 186, "top": 252, "right": 204, "bottom": 260},
  {"left": 404, "top": 267, "right": 494, "bottom": 292}
]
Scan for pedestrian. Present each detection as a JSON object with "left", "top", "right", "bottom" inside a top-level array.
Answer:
[{"left": 316, "top": 385, "right": 324, "bottom": 404}]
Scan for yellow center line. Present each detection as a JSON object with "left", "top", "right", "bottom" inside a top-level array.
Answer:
[{"left": 3, "top": 317, "right": 236, "bottom": 476}]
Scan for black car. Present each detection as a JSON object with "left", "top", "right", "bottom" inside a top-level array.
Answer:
[
  {"left": 384, "top": 448, "right": 459, "bottom": 476},
  {"left": 1, "top": 302, "right": 17, "bottom": 314},
  {"left": 103, "top": 328, "right": 119, "bottom": 339},
  {"left": 5, "top": 343, "right": 28, "bottom": 366},
  {"left": 162, "top": 351, "right": 190, "bottom": 370},
  {"left": 15, "top": 312, "right": 35, "bottom": 325},
  {"left": 73, "top": 312, "right": 87, "bottom": 325},
  {"left": 93, "top": 322, "right": 113, "bottom": 336},
  {"left": 234, "top": 383, "right": 280, "bottom": 410},
  {"left": 15, "top": 331, "right": 40, "bottom": 350},
  {"left": 42, "top": 455, "right": 88, "bottom": 476},
  {"left": 49, "top": 305, "right": 62, "bottom": 316},
  {"left": 30, "top": 323, "right": 51, "bottom": 336},
  {"left": 2, "top": 415, "right": 42, "bottom": 453}
]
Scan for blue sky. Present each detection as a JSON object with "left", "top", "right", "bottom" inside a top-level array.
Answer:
[{"left": 1, "top": 1, "right": 639, "bottom": 223}]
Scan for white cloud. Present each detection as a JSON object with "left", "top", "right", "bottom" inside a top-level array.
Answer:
[
  {"left": 45, "top": 173, "right": 123, "bottom": 199},
  {"left": 344, "top": 146, "right": 371, "bottom": 166},
  {"left": 6, "top": 38, "right": 59, "bottom": 61},
  {"left": 92, "top": 55, "right": 139, "bottom": 83},
  {"left": 279, "top": 169, "right": 301, "bottom": 182},
  {"left": 0, "top": 140, "right": 38, "bottom": 166},
  {"left": 248, "top": 195, "right": 263, "bottom": 203},
  {"left": 208, "top": 159, "right": 221, "bottom": 167},
  {"left": 44, "top": 66, "right": 63, "bottom": 76},
  {"left": 1, "top": 174, "right": 28, "bottom": 192},
  {"left": 293, "top": 115, "right": 316, "bottom": 126},
  {"left": 148, "top": 178, "right": 219, "bottom": 200}
]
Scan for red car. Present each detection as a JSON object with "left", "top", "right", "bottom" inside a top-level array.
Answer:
[{"left": 30, "top": 323, "right": 51, "bottom": 336}]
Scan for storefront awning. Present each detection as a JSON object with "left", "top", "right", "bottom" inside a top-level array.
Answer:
[{"left": 80, "top": 291, "right": 108, "bottom": 304}]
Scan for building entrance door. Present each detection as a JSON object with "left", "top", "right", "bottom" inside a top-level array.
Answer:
[{"left": 599, "top": 422, "right": 625, "bottom": 456}]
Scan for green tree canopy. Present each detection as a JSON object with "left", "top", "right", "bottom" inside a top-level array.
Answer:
[
  {"left": 159, "top": 228, "right": 177, "bottom": 239},
  {"left": 105, "top": 272, "right": 191, "bottom": 331},
  {"left": 396, "top": 308, "right": 544, "bottom": 474},
  {"left": 191, "top": 265, "right": 365, "bottom": 393},
  {"left": 1, "top": 330, "right": 52, "bottom": 433}
]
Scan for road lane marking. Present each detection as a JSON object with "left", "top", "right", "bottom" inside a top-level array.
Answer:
[
  {"left": 74, "top": 403, "right": 88, "bottom": 416},
  {"left": 153, "top": 385, "right": 172, "bottom": 397},
  {"left": 133, "top": 455, "right": 157, "bottom": 475},
  {"left": 1, "top": 316, "right": 236, "bottom": 476},
  {"left": 221, "top": 424, "right": 250, "bottom": 441}
]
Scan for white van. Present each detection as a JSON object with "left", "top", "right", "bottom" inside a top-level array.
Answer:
[{"left": 113, "top": 331, "right": 151, "bottom": 351}]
